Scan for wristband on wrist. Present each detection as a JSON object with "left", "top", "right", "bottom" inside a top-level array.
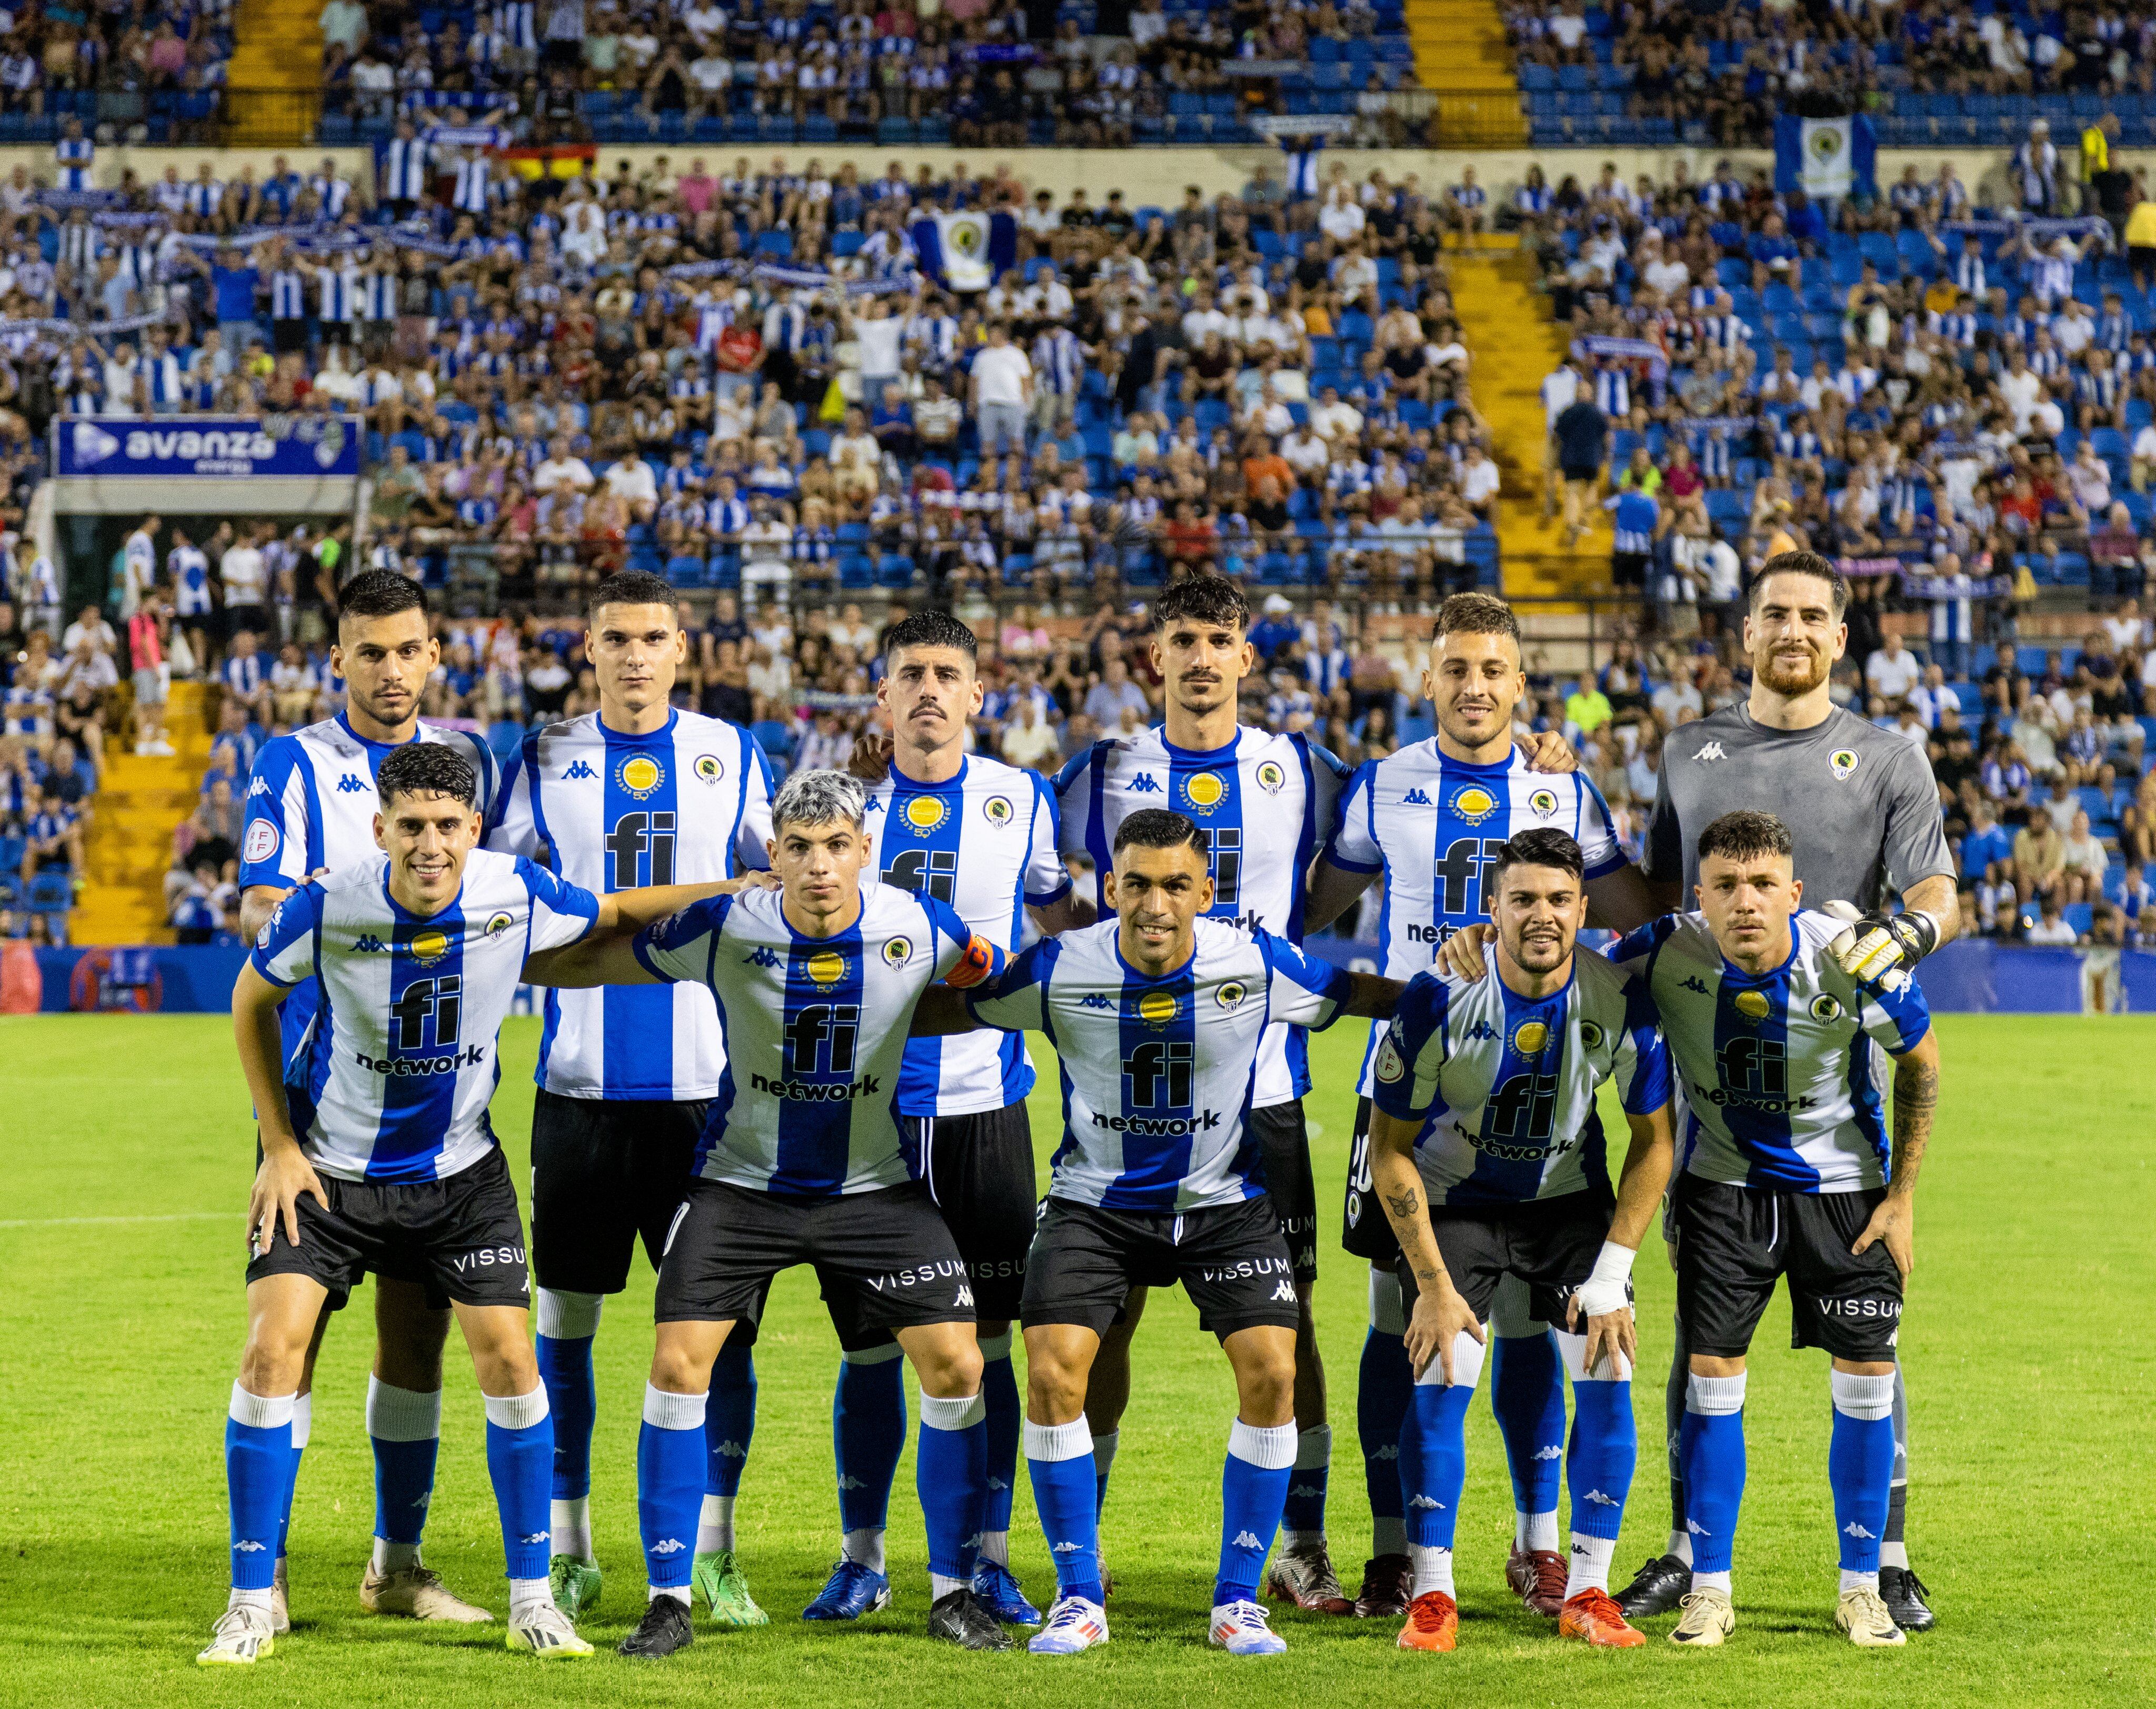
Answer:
[{"left": 1589, "top": 1239, "right": 1636, "bottom": 1289}]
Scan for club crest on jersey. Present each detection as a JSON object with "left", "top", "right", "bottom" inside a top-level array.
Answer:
[
  {"left": 1375, "top": 1031, "right": 1406, "bottom": 1082},
  {"left": 1136, "top": 991, "right": 1179, "bottom": 1028},
  {"left": 1255, "top": 759, "right": 1286, "bottom": 794},
  {"left": 484, "top": 911, "right": 514, "bottom": 937},
  {"left": 1450, "top": 784, "right": 1501, "bottom": 825},
  {"left": 694, "top": 753, "right": 725, "bottom": 785},
  {"left": 1215, "top": 980, "right": 1247, "bottom": 1010},
  {"left": 805, "top": 950, "right": 848, "bottom": 986},
  {"left": 1830, "top": 748, "right": 1861, "bottom": 781},
  {"left": 1580, "top": 1019, "right": 1604, "bottom": 1048},
  {"left": 616, "top": 754, "right": 665, "bottom": 799},
  {"left": 1512, "top": 1019, "right": 1551, "bottom": 1056},
  {"left": 1181, "top": 770, "right": 1227, "bottom": 814},
  {"left": 243, "top": 819, "right": 280, "bottom": 865},
  {"left": 1530, "top": 788, "right": 1560, "bottom": 818},
  {"left": 408, "top": 929, "right": 451, "bottom": 967},
  {"left": 1733, "top": 989, "right": 1771, "bottom": 1022},
  {"left": 901, "top": 794, "right": 949, "bottom": 836},
  {"left": 1811, "top": 993, "right": 1843, "bottom": 1021},
  {"left": 983, "top": 794, "right": 1013, "bottom": 826},
  {"left": 882, "top": 936, "right": 913, "bottom": 968}
]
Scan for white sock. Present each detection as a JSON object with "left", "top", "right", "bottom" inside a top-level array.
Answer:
[
  {"left": 371, "top": 1537, "right": 421, "bottom": 1574},
  {"left": 1408, "top": 1543, "right": 1454, "bottom": 1598},
  {"left": 977, "top": 1529, "right": 1009, "bottom": 1568},
  {"left": 1693, "top": 1568, "right": 1732, "bottom": 1595},
  {"left": 551, "top": 1496, "right": 593, "bottom": 1564},
  {"left": 697, "top": 1493, "right": 735, "bottom": 1555},
  {"left": 651, "top": 1586, "right": 692, "bottom": 1605},
  {"left": 1518, "top": 1509, "right": 1559, "bottom": 1553},
  {"left": 931, "top": 1573, "right": 968, "bottom": 1601},
  {"left": 1373, "top": 1516, "right": 1408, "bottom": 1557},
  {"left": 1840, "top": 1568, "right": 1879, "bottom": 1595},
  {"left": 228, "top": 1587, "right": 275, "bottom": 1615},
  {"left": 842, "top": 1527, "right": 886, "bottom": 1574},
  {"left": 1564, "top": 1533, "right": 1616, "bottom": 1598},
  {"left": 1669, "top": 1527, "right": 1694, "bottom": 1566},
  {"left": 1879, "top": 1541, "right": 1909, "bottom": 1570},
  {"left": 509, "top": 1577, "right": 553, "bottom": 1621}
]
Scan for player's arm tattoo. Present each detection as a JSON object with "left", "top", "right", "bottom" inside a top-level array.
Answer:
[
  {"left": 1383, "top": 1183, "right": 1420, "bottom": 1220},
  {"left": 1889, "top": 1041, "right": 1938, "bottom": 1193}
]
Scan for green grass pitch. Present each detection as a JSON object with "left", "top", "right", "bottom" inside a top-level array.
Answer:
[{"left": 2, "top": 1012, "right": 2152, "bottom": 1707}]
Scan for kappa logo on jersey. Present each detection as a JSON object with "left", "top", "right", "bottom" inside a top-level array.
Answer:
[
  {"left": 564, "top": 759, "right": 597, "bottom": 781},
  {"left": 1216, "top": 980, "right": 1246, "bottom": 1010},
  {"left": 1830, "top": 748, "right": 1861, "bottom": 780},
  {"left": 243, "top": 819, "right": 280, "bottom": 864},
  {"left": 901, "top": 794, "right": 949, "bottom": 835},
  {"left": 1126, "top": 773, "right": 1163, "bottom": 793},
  {"left": 335, "top": 771, "right": 369, "bottom": 793},
  {"left": 1450, "top": 783, "right": 1501, "bottom": 824},
  {"left": 1181, "top": 770, "right": 1227, "bottom": 814},
  {"left": 1401, "top": 787, "right": 1432, "bottom": 806},
  {"left": 882, "top": 936, "right": 913, "bottom": 968},
  {"left": 1681, "top": 975, "right": 1711, "bottom": 994},
  {"left": 1079, "top": 992, "right": 1116, "bottom": 1010},
  {"left": 742, "top": 946, "right": 783, "bottom": 968},
  {"left": 352, "top": 933, "right": 386, "bottom": 953},
  {"left": 1255, "top": 759, "right": 1286, "bottom": 794},
  {"left": 983, "top": 794, "right": 1013, "bottom": 826},
  {"left": 806, "top": 950, "right": 849, "bottom": 985},
  {"left": 1530, "top": 788, "right": 1560, "bottom": 818},
  {"left": 616, "top": 753, "right": 665, "bottom": 799},
  {"left": 408, "top": 929, "right": 452, "bottom": 966},
  {"left": 694, "top": 752, "right": 725, "bottom": 784},
  {"left": 1461, "top": 1020, "right": 1499, "bottom": 1041},
  {"left": 1694, "top": 742, "right": 1728, "bottom": 763}
]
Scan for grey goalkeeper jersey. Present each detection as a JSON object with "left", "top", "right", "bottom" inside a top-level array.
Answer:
[{"left": 1645, "top": 703, "right": 1953, "bottom": 909}]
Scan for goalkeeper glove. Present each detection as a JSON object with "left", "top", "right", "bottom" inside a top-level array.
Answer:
[{"left": 1822, "top": 900, "right": 1937, "bottom": 994}]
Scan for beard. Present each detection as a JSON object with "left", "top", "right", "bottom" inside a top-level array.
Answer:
[{"left": 1754, "top": 643, "right": 1830, "bottom": 696}]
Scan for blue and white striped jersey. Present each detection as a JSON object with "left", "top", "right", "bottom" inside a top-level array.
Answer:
[
  {"left": 864, "top": 753, "right": 1071, "bottom": 1117},
  {"left": 1054, "top": 726, "right": 1348, "bottom": 1107},
  {"left": 242, "top": 714, "right": 501, "bottom": 1063},
  {"left": 486, "top": 709, "right": 775, "bottom": 1101},
  {"left": 1605, "top": 910, "right": 1930, "bottom": 1193},
  {"left": 1370, "top": 946, "right": 1669, "bottom": 1207},
  {"left": 250, "top": 850, "right": 599, "bottom": 1183},
  {"left": 632, "top": 884, "right": 1000, "bottom": 1197},
  {"left": 968, "top": 919, "right": 1351, "bottom": 1213},
  {"left": 1325, "top": 741, "right": 1625, "bottom": 1094}
]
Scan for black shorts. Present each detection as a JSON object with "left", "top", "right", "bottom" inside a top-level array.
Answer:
[
  {"left": 244, "top": 1145, "right": 530, "bottom": 1310},
  {"left": 1251, "top": 1101, "right": 1318, "bottom": 1285},
  {"left": 822, "top": 1102, "right": 1040, "bottom": 1345},
  {"left": 530, "top": 1089, "right": 705, "bottom": 1295},
  {"left": 653, "top": 1177, "right": 975, "bottom": 1334},
  {"left": 1021, "top": 1194, "right": 1302, "bottom": 1340},
  {"left": 1392, "top": 1188, "right": 1616, "bottom": 1326},
  {"left": 1613, "top": 550, "right": 1651, "bottom": 589},
  {"left": 1342, "top": 1096, "right": 1402, "bottom": 1264},
  {"left": 1672, "top": 1173, "right": 1903, "bottom": 1362}
]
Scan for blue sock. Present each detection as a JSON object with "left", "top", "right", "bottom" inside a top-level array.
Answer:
[
  {"left": 365, "top": 1378, "right": 441, "bottom": 1553},
  {"left": 536, "top": 1333, "right": 596, "bottom": 1502},
  {"left": 833, "top": 1351, "right": 906, "bottom": 1538},
  {"left": 707, "top": 1336, "right": 757, "bottom": 1503},
  {"left": 1677, "top": 1374, "right": 1747, "bottom": 1578},
  {"left": 980, "top": 1337, "right": 1021, "bottom": 1542},
  {"left": 484, "top": 1390, "right": 555, "bottom": 1583},
  {"left": 1829, "top": 1373, "right": 1896, "bottom": 1579},
  {"left": 277, "top": 1394, "right": 308, "bottom": 1559},
  {"left": 637, "top": 1385, "right": 708, "bottom": 1593},
  {"left": 1358, "top": 1327, "right": 1413, "bottom": 1548},
  {"left": 1399, "top": 1380, "right": 1474, "bottom": 1553},
  {"left": 1491, "top": 1331, "right": 1566, "bottom": 1533},
  {"left": 1216, "top": 1420, "right": 1296, "bottom": 1607},
  {"left": 1565, "top": 1378, "right": 1636, "bottom": 1542},
  {"left": 1026, "top": 1419, "right": 1103, "bottom": 1605},
  {"left": 1282, "top": 1424, "right": 1331, "bottom": 1538},
  {"left": 225, "top": 1384, "right": 293, "bottom": 1592},
  {"left": 916, "top": 1391, "right": 988, "bottom": 1587}
]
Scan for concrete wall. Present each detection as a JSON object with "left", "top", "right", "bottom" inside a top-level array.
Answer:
[{"left": 1, "top": 141, "right": 2119, "bottom": 211}]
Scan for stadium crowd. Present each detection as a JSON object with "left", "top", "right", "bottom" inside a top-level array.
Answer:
[{"left": 0, "top": 0, "right": 235, "bottom": 145}]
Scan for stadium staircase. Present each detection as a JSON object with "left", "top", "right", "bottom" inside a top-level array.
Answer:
[
  {"left": 224, "top": 0, "right": 323, "bottom": 147},
  {"left": 1448, "top": 238, "right": 1610, "bottom": 602},
  {"left": 1405, "top": 0, "right": 1528, "bottom": 145},
  {"left": 74, "top": 680, "right": 213, "bottom": 947}
]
